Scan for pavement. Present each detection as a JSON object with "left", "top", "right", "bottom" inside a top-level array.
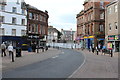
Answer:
[
  {"left": 2, "top": 48, "right": 61, "bottom": 71},
  {"left": 71, "top": 49, "right": 119, "bottom": 78}
]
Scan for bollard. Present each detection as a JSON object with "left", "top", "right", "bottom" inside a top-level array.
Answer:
[
  {"left": 110, "top": 49, "right": 113, "bottom": 57},
  {"left": 11, "top": 52, "right": 14, "bottom": 62},
  {"left": 96, "top": 50, "right": 99, "bottom": 55}
]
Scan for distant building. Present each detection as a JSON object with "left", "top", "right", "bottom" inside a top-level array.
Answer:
[
  {"left": 61, "top": 29, "right": 75, "bottom": 42},
  {"left": 0, "top": 0, "right": 27, "bottom": 46},
  {"left": 47, "top": 26, "right": 58, "bottom": 43},
  {"left": 26, "top": 4, "right": 49, "bottom": 46},
  {"left": 105, "top": 0, "right": 120, "bottom": 52}
]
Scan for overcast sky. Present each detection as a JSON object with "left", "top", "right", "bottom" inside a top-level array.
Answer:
[{"left": 25, "top": 0, "right": 84, "bottom": 31}]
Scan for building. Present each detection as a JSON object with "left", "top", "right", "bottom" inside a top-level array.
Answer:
[
  {"left": 76, "top": 0, "right": 111, "bottom": 49},
  {"left": 61, "top": 29, "right": 75, "bottom": 43},
  {"left": 0, "top": 0, "right": 27, "bottom": 46},
  {"left": 26, "top": 4, "right": 49, "bottom": 46},
  {"left": 105, "top": 0, "right": 120, "bottom": 52},
  {"left": 76, "top": 10, "right": 85, "bottom": 47},
  {"left": 47, "top": 26, "right": 58, "bottom": 43}
]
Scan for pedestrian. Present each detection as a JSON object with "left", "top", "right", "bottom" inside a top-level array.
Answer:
[
  {"left": 1, "top": 42, "right": 6, "bottom": 57},
  {"left": 102, "top": 45, "right": 106, "bottom": 55},
  {"left": 32, "top": 42, "right": 36, "bottom": 52},
  {"left": 96, "top": 46, "right": 99, "bottom": 55},
  {"left": 8, "top": 44, "right": 14, "bottom": 62},
  {"left": 98, "top": 44, "right": 101, "bottom": 52}
]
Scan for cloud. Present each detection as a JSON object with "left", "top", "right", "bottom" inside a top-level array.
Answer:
[{"left": 25, "top": 0, "right": 84, "bottom": 31}]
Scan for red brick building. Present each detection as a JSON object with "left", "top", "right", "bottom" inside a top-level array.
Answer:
[
  {"left": 77, "top": 0, "right": 111, "bottom": 49},
  {"left": 26, "top": 4, "right": 49, "bottom": 46}
]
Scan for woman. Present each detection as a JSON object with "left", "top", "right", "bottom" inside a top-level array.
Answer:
[{"left": 8, "top": 44, "right": 14, "bottom": 62}]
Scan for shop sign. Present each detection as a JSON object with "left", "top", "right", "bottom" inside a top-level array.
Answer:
[
  {"left": 88, "top": 36, "right": 94, "bottom": 38},
  {"left": 108, "top": 35, "right": 115, "bottom": 40},
  {"left": 108, "top": 35, "right": 120, "bottom": 40}
]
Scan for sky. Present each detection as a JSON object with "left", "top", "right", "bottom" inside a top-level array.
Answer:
[{"left": 25, "top": 0, "right": 85, "bottom": 31}]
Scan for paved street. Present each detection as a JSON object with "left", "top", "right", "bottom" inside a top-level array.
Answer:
[
  {"left": 71, "top": 49, "right": 118, "bottom": 78},
  {"left": 2, "top": 49, "right": 85, "bottom": 78}
]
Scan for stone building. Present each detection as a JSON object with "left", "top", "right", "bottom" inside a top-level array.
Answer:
[
  {"left": 26, "top": 4, "right": 49, "bottom": 46},
  {"left": 105, "top": 0, "right": 120, "bottom": 52},
  {"left": 76, "top": 0, "right": 111, "bottom": 49}
]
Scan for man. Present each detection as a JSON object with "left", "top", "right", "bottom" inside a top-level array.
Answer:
[
  {"left": 1, "top": 42, "right": 6, "bottom": 57},
  {"left": 8, "top": 44, "right": 14, "bottom": 62}
]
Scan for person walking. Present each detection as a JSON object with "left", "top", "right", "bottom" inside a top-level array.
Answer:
[
  {"left": 1, "top": 42, "right": 6, "bottom": 57},
  {"left": 8, "top": 44, "right": 14, "bottom": 62}
]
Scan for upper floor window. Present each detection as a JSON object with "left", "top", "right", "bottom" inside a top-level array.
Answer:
[
  {"left": 100, "top": 1, "right": 104, "bottom": 9},
  {"left": 0, "top": 28, "right": 5, "bottom": 35},
  {"left": 21, "top": 30, "right": 26, "bottom": 36},
  {"left": 22, "top": 9, "right": 25, "bottom": 15},
  {"left": 21, "top": 19, "right": 25, "bottom": 25},
  {"left": 109, "top": 23, "right": 112, "bottom": 31},
  {"left": 40, "top": 15, "right": 43, "bottom": 21},
  {"left": 108, "top": 7, "right": 111, "bottom": 14},
  {"left": 1, "top": 5, "right": 5, "bottom": 11},
  {"left": 114, "top": 5, "right": 118, "bottom": 12},
  {"left": 100, "top": 12, "right": 104, "bottom": 19},
  {"left": 12, "top": 7, "right": 17, "bottom": 13},
  {"left": 115, "top": 22, "right": 118, "bottom": 30},
  {"left": 99, "top": 24, "right": 104, "bottom": 32},
  {"left": 12, "top": 29, "right": 16, "bottom": 36},
  {"left": 0, "top": 16, "right": 5, "bottom": 23},
  {"left": 12, "top": 17, "right": 16, "bottom": 24},
  {"left": 29, "top": 13, "right": 32, "bottom": 19},
  {"left": 16, "top": 0, "right": 19, "bottom": 4}
]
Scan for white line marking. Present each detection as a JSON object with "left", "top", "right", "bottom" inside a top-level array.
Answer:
[
  {"left": 52, "top": 56, "right": 59, "bottom": 59},
  {"left": 68, "top": 50, "right": 86, "bottom": 78}
]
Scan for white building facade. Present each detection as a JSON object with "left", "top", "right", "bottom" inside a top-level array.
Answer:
[
  {"left": 47, "top": 26, "right": 58, "bottom": 44},
  {"left": 0, "top": 0, "right": 27, "bottom": 46}
]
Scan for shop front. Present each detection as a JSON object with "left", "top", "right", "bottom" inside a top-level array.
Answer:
[
  {"left": 107, "top": 35, "right": 120, "bottom": 52},
  {"left": 84, "top": 36, "right": 94, "bottom": 49}
]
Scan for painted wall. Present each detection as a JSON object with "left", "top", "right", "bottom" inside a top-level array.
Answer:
[{"left": 0, "top": 0, "right": 27, "bottom": 36}]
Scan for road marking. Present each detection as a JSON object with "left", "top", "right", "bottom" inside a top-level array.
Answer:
[
  {"left": 68, "top": 51, "right": 86, "bottom": 78},
  {"left": 52, "top": 56, "right": 59, "bottom": 59}
]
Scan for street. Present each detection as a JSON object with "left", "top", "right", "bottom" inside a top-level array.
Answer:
[{"left": 2, "top": 49, "right": 85, "bottom": 78}]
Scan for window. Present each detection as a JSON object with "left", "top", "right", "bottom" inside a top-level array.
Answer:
[
  {"left": 12, "top": 7, "right": 17, "bottom": 13},
  {"left": 1, "top": 5, "right": 5, "bottom": 11},
  {"left": 40, "top": 15, "right": 42, "bottom": 21},
  {"left": 22, "top": 9, "right": 25, "bottom": 15},
  {"left": 109, "top": 23, "right": 112, "bottom": 31},
  {"left": 0, "top": 28, "right": 5, "bottom": 35},
  {"left": 0, "top": 16, "right": 5, "bottom": 23},
  {"left": 100, "top": 1, "right": 104, "bottom": 9},
  {"left": 36, "top": 14, "right": 38, "bottom": 20},
  {"left": 99, "top": 24, "right": 104, "bottom": 32},
  {"left": 100, "top": 12, "right": 104, "bottom": 19},
  {"left": 21, "top": 19, "right": 25, "bottom": 25},
  {"left": 115, "top": 22, "right": 118, "bottom": 30},
  {"left": 12, "top": 29, "right": 16, "bottom": 36},
  {"left": 29, "top": 13, "right": 32, "bottom": 19},
  {"left": 114, "top": 5, "right": 118, "bottom": 12},
  {"left": 35, "top": 24, "right": 38, "bottom": 33},
  {"left": 108, "top": 8, "right": 111, "bottom": 14},
  {"left": 21, "top": 30, "right": 26, "bottom": 36},
  {"left": 16, "top": 0, "right": 19, "bottom": 4},
  {"left": 12, "top": 17, "right": 16, "bottom": 24}
]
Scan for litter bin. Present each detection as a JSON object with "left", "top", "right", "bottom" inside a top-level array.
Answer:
[
  {"left": 16, "top": 47, "right": 22, "bottom": 57},
  {"left": 28, "top": 47, "right": 32, "bottom": 52}
]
